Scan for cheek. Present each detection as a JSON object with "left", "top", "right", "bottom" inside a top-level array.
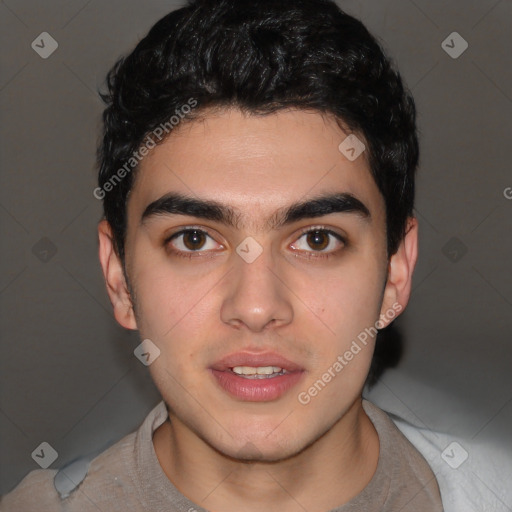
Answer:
[
  {"left": 130, "top": 262, "right": 198, "bottom": 342},
  {"left": 130, "top": 255, "right": 225, "bottom": 368},
  {"left": 293, "top": 264, "right": 384, "bottom": 410},
  {"left": 298, "top": 261, "right": 385, "bottom": 349},
  {"left": 132, "top": 269, "right": 215, "bottom": 399}
]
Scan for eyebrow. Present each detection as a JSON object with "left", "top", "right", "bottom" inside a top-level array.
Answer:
[{"left": 140, "top": 192, "right": 371, "bottom": 230}]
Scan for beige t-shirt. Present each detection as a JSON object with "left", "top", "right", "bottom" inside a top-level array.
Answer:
[{"left": 0, "top": 400, "right": 444, "bottom": 511}]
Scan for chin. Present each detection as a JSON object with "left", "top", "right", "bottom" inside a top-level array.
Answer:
[
  {"left": 207, "top": 424, "right": 312, "bottom": 464},
  {"left": 219, "top": 440, "right": 300, "bottom": 464}
]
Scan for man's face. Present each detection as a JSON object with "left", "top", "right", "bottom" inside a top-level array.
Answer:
[{"left": 120, "top": 108, "right": 392, "bottom": 460}]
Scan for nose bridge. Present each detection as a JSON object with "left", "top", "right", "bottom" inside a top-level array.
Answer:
[{"left": 220, "top": 239, "right": 293, "bottom": 331}]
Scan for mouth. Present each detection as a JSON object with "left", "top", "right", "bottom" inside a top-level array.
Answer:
[
  {"left": 229, "top": 366, "right": 289, "bottom": 379},
  {"left": 210, "top": 352, "right": 305, "bottom": 401}
]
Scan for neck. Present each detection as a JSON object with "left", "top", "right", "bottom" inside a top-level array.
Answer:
[{"left": 153, "top": 399, "right": 380, "bottom": 512}]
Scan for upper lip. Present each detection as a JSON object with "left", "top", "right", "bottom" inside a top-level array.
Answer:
[{"left": 210, "top": 351, "right": 304, "bottom": 372}]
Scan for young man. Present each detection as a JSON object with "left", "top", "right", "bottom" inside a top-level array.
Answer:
[{"left": 1, "top": 0, "right": 444, "bottom": 510}]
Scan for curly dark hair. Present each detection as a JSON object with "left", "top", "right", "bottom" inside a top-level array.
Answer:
[{"left": 97, "top": 0, "right": 419, "bottom": 266}]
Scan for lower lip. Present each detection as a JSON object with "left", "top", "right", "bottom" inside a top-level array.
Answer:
[{"left": 210, "top": 369, "right": 305, "bottom": 402}]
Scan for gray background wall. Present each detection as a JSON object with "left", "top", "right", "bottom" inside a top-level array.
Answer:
[{"left": 1, "top": 0, "right": 511, "bottom": 499}]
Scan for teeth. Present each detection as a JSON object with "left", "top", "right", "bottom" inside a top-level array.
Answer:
[{"left": 232, "top": 366, "right": 285, "bottom": 376}]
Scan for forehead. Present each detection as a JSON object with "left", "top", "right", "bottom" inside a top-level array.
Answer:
[{"left": 128, "top": 108, "right": 385, "bottom": 231}]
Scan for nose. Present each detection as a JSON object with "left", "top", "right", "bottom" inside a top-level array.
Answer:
[{"left": 220, "top": 244, "right": 294, "bottom": 333}]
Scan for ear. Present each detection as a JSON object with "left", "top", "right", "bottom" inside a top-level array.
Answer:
[
  {"left": 97, "top": 219, "right": 138, "bottom": 330},
  {"left": 379, "top": 217, "right": 418, "bottom": 327}
]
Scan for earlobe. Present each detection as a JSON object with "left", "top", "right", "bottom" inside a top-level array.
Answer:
[
  {"left": 97, "top": 219, "right": 138, "bottom": 330},
  {"left": 379, "top": 217, "right": 418, "bottom": 326}
]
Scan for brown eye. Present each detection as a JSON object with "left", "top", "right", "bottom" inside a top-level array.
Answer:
[
  {"left": 182, "top": 230, "right": 207, "bottom": 250},
  {"left": 166, "top": 228, "right": 222, "bottom": 256},
  {"left": 290, "top": 228, "right": 345, "bottom": 256},
  {"left": 306, "top": 230, "right": 330, "bottom": 251}
]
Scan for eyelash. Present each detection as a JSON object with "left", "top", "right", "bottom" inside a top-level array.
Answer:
[{"left": 164, "top": 225, "right": 346, "bottom": 260}]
